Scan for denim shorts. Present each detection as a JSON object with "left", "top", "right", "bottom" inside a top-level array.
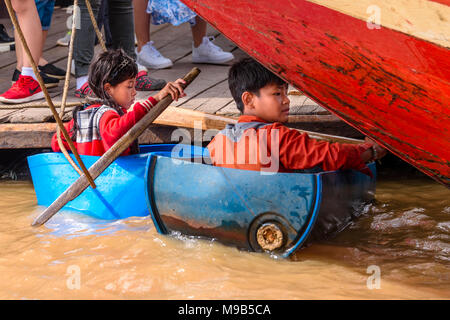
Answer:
[{"left": 35, "top": 0, "right": 56, "bottom": 30}]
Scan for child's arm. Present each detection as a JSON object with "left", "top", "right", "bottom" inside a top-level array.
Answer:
[
  {"left": 99, "top": 79, "right": 187, "bottom": 149},
  {"left": 99, "top": 96, "right": 158, "bottom": 149},
  {"left": 153, "top": 78, "right": 186, "bottom": 102},
  {"left": 359, "top": 139, "right": 387, "bottom": 163},
  {"left": 277, "top": 125, "right": 385, "bottom": 173}
]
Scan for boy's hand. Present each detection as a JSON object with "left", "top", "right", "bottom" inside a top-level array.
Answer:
[
  {"left": 361, "top": 139, "right": 387, "bottom": 163},
  {"left": 153, "top": 78, "right": 187, "bottom": 102}
]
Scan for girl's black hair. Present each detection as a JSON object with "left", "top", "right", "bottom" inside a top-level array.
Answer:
[
  {"left": 88, "top": 48, "right": 138, "bottom": 109},
  {"left": 228, "top": 58, "right": 287, "bottom": 113},
  {"left": 71, "top": 49, "right": 138, "bottom": 141}
]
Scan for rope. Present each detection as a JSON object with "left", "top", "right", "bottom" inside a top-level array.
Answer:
[
  {"left": 54, "top": 0, "right": 107, "bottom": 179},
  {"left": 54, "top": 0, "right": 107, "bottom": 176},
  {"left": 57, "top": 0, "right": 83, "bottom": 177},
  {"left": 0, "top": 101, "right": 85, "bottom": 109},
  {"left": 4, "top": 0, "right": 96, "bottom": 189}
]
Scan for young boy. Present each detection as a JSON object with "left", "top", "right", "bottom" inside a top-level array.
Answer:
[{"left": 207, "top": 58, "right": 386, "bottom": 174}]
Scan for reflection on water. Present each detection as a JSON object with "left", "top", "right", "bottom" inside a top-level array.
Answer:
[{"left": 0, "top": 176, "right": 448, "bottom": 299}]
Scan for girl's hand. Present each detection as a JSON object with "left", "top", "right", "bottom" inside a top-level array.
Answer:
[{"left": 153, "top": 78, "right": 187, "bottom": 102}]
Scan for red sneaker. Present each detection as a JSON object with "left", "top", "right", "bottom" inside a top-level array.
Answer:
[
  {"left": 74, "top": 81, "right": 96, "bottom": 99},
  {"left": 135, "top": 70, "right": 166, "bottom": 91},
  {"left": 0, "top": 75, "right": 44, "bottom": 104}
]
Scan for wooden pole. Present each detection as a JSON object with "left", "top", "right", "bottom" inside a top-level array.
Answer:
[
  {"left": 56, "top": 0, "right": 84, "bottom": 177},
  {"left": 154, "top": 108, "right": 364, "bottom": 144},
  {"left": 4, "top": 0, "right": 96, "bottom": 189},
  {"left": 0, "top": 101, "right": 85, "bottom": 109},
  {"left": 31, "top": 67, "right": 201, "bottom": 227}
]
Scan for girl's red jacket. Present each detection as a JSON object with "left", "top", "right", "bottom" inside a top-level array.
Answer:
[{"left": 51, "top": 97, "right": 157, "bottom": 156}]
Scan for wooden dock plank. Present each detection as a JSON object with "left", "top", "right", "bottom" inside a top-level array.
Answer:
[
  {"left": 215, "top": 101, "right": 239, "bottom": 116},
  {"left": 0, "top": 109, "right": 20, "bottom": 123},
  {"left": 190, "top": 79, "right": 232, "bottom": 113}
]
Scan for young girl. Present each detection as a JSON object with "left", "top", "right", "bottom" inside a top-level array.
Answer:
[{"left": 51, "top": 49, "right": 186, "bottom": 156}]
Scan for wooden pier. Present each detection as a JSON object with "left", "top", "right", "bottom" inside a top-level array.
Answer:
[{"left": 0, "top": 6, "right": 361, "bottom": 149}]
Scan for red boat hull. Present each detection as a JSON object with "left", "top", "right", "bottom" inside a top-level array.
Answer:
[{"left": 182, "top": 0, "right": 450, "bottom": 186}]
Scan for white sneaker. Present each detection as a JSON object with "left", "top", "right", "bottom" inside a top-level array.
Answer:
[
  {"left": 192, "top": 36, "right": 234, "bottom": 64},
  {"left": 136, "top": 41, "right": 173, "bottom": 69},
  {"left": 56, "top": 31, "right": 71, "bottom": 47}
]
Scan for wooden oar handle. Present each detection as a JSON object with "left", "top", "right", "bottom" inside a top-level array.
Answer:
[
  {"left": 181, "top": 67, "right": 201, "bottom": 88},
  {"left": 32, "top": 67, "right": 201, "bottom": 227}
]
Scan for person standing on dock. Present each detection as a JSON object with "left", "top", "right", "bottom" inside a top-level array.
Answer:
[
  {"left": 134, "top": 0, "right": 234, "bottom": 69},
  {"left": 0, "top": 0, "right": 45, "bottom": 104},
  {"left": 73, "top": 0, "right": 166, "bottom": 99},
  {"left": 11, "top": 0, "right": 67, "bottom": 89}
]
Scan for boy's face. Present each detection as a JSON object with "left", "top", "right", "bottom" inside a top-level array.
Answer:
[{"left": 243, "top": 83, "right": 290, "bottom": 122}]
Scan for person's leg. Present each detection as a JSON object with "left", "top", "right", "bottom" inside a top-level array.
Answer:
[
  {"left": 74, "top": 0, "right": 99, "bottom": 90},
  {"left": 134, "top": 0, "right": 172, "bottom": 69},
  {"left": 32, "top": 0, "right": 63, "bottom": 82},
  {"left": 56, "top": 4, "right": 71, "bottom": 46},
  {"left": 191, "top": 15, "right": 206, "bottom": 48},
  {"left": 109, "top": 0, "right": 166, "bottom": 91},
  {"left": 133, "top": 0, "right": 150, "bottom": 53},
  {"left": 39, "top": 30, "right": 48, "bottom": 65},
  {"left": 96, "top": 0, "right": 112, "bottom": 48},
  {"left": 100, "top": 0, "right": 113, "bottom": 47},
  {"left": 0, "top": 0, "right": 44, "bottom": 103},
  {"left": 14, "top": 28, "right": 23, "bottom": 70},
  {"left": 14, "top": 28, "right": 49, "bottom": 68},
  {"left": 107, "top": 0, "right": 135, "bottom": 58},
  {"left": 36, "top": 0, "right": 55, "bottom": 66},
  {"left": 12, "top": 0, "right": 43, "bottom": 70},
  {"left": 13, "top": 26, "right": 59, "bottom": 87},
  {"left": 191, "top": 16, "right": 234, "bottom": 64}
]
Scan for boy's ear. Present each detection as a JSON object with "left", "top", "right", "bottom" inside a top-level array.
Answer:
[{"left": 241, "top": 91, "right": 255, "bottom": 110}]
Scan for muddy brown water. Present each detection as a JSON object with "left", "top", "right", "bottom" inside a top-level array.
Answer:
[{"left": 0, "top": 174, "right": 448, "bottom": 299}]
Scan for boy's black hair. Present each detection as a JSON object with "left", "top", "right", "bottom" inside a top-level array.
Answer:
[{"left": 228, "top": 58, "right": 287, "bottom": 113}]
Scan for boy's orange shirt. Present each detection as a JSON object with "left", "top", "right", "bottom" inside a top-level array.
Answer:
[{"left": 207, "top": 115, "right": 373, "bottom": 175}]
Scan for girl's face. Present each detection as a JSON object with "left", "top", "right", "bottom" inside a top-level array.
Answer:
[{"left": 105, "top": 78, "right": 137, "bottom": 109}]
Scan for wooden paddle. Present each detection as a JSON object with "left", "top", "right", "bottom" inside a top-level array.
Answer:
[
  {"left": 153, "top": 107, "right": 364, "bottom": 144},
  {"left": 31, "top": 67, "right": 201, "bottom": 227}
]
